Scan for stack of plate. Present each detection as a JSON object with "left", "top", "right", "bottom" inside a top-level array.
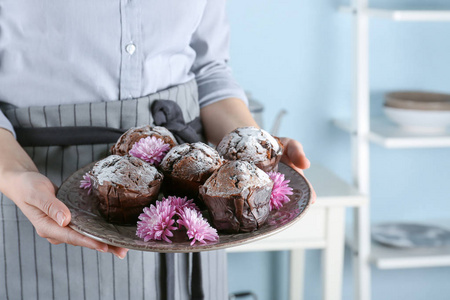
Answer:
[
  {"left": 372, "top": 223, "right": 450, "bottom": 248},
  {"left": 384, "top": 91, "right": 450, "bottom": 132}
]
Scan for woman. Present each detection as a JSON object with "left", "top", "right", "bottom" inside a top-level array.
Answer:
[{"left": 0, "top": 1, "right": 311, "bottom": 299}]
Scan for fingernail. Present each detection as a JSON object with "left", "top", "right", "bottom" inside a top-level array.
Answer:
[
  {"left": 56, "top": 212, "right": 66, "bottom": 227},
  {"left": 114, "top": 253, "right": 125, "bottom": 260},
  {"left": 96, "top": 248, "right": 106, "bottom": 253}
]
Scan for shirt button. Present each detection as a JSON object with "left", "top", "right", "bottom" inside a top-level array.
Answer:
[{"left": 125, "top": 43, "right": 136, "bottom": 55}]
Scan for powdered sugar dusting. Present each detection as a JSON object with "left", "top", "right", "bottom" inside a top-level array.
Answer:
[
  {"left": 125, "top": 125, "right": 176, "bottom": 143},
  {"left": 91, "top": 155, "right": 161, "bottom": 191},
  {"left": 111, "top": 125, "right": 178, "bottom": 156},
  {"left": 151, "top": 126, "right": 177, "bottom": 143},
  {"left": 202, "top": 160, "right": 273, "bottom": 197},
  {"left": 160, "top": 144, "right": 190, "bottom": 164},
  {"left": 217, "top": 126, "right": 280, "bottom": 162},
  {"left": 160, "top": 142, "right": 222, "bottom": 177}
]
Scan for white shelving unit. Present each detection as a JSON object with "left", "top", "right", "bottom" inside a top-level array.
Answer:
[
  {"left": 340, "top": 6, "right": 450, "bottom": 21},
  {"left": 338, "top": 1, "right": 450, "bottom": 300},
  {"left": 346, "top": 222, "right": 450, "bottom": 270},
  {"left": 369, "top": 241, "right": 450, "bottom": 269},
  {"left": 333, "top": 117, "right": 450, "bottom": 148},
  {"left": 228, "top": 164, "right": 367, "bottom": 300}
]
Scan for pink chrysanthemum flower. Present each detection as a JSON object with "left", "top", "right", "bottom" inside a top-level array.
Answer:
[
  {"left": 129, "top": 136, "right": 170, "bottom": 166},
  {"left": 268, "top": 171, "right": 293, "bottom": 211},
  {"left": 164, "top": 196, "right": 200, "bottom": 215},
  {"left": 177, "top": 207, "right": 219, "bottom": 246},
  {"left": 136, "top": 200, "right": 178, "bottom": 243},
  {"left": 79, "top": 173, "right": 93, "bottom": 195}
]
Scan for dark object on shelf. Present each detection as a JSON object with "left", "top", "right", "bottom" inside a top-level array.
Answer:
[
  {"left": 385, "top": 91, "right": 450, "bottom": 111},
  {"left": 229, "top": 291, "right": 258, "bottom": 300}
]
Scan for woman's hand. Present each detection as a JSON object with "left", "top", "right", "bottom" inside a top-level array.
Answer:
[
  {"left": 279, "top": 137, "right": 316, "bottom": 204},
  {"left": 200, "top": 99, "right": 316, "bottom": 203},
  {"left": 1, "top": 169, "right": 128, "bottom": 259},
  {"left": 0, "top": 129, "right": 128, "bottom": 258}
]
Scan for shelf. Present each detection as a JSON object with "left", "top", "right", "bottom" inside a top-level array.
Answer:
[
  {"left": 347, "top": 221, "right": 450, "bottom": 269},
  {"left": 339, "top": 6, "right": 450, "bottom": 21},
  {"left": 304, "top": 164, "right": 366, "bottom": 207},
  {"left": 333, "top": 117, "right": 450, "bottom": 148}
]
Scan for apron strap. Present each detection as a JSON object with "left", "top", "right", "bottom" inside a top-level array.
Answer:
[
  {"left": 15, "top": 126, "right": 126, "bottom": 147},
  {"left": 11, "top": 100, "right": 203, "bottom": 147}
]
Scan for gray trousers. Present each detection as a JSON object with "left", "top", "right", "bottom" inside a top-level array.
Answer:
[{"left": 0, "top": 80, "right": 227, "bottom": 300}]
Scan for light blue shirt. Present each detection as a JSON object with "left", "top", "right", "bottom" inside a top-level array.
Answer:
[{"left": 0, "top": 0, "right": 247, "bottom": 135}]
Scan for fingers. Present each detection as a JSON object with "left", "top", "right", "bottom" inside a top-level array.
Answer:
[
  {"left": 34, "top": 211, "right": 102, "bottom": 249},
  {"left": 279, "top": 138, "right": 316, "bottom": 204},
  {"left": 282, "top": 159, "right": 304, "bottom": 175},
  {"left": 283, "top": 161, "right": 317, "bottom": 204},
  {"left": 23, "top": 204, "right": 128, "bottom": 258},
  {"left": 35, "top": 195, "right": 71, "bottom": 227},
  {"left": 108, "top": 246, "right": 130, "bottom": 259},
  {"left": 18, "top": 174, "right": 72, "bottom": 227},
  {"left": 42, "top": 220, "right": 129, "bottom": 258},
  {"left": 47, "top": 235, "right": 129, "bottom": 258},
  {"left": 280, "top": 138, "right": 310, "bottom": 170},
  {"left": 47, "top": 236, "right": 129, "bottom": 259},
  {"left": 11, "top": 172, "right": 129, "bottom": 258},
  {"left": 47, "top": 238, "right": 62, "bottom": 245}
]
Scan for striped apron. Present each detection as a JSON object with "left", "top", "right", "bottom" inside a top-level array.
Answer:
[{"left": 0, "top": 80, "right": 227, "bottom": 300}]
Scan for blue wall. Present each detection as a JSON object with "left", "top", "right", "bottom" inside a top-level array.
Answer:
[{"left": 226, "top": 0, "right": 450, "bottom": 299}]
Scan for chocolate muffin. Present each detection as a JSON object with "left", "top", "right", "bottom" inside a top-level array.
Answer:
[
  {"left": 159, "top": 142, "right": 223, "bottom": 201},
  {"left": 216, "top": 126, "right": 284, "bottom": 172},
  {"left": 199, "top": 160, "right": 273, "bottom": 233},
  {"left": 110, "top": 125, "right": 177, "bottom": 156},
  {"left": 90, "top": 155, "right": 163, "bottom": 225}
]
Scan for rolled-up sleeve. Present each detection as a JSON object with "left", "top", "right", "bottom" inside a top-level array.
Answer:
[
  {"left": 0, "top": 110, "right": 15, "bottom": 138},
  {"left": 190, "top": 0, "right": 248, "bottom": 108}
]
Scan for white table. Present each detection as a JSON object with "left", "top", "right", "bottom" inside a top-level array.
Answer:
[{"left": 227, "top": 164, "right": 367, "bottom": 300}]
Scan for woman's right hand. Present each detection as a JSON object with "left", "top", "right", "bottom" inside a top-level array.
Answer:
[
  {"left": 0, "top": 128, "right": 128, "bottom": 258},
  {"left": 4, "top": 170, "right": 129, "bottom": 259}
]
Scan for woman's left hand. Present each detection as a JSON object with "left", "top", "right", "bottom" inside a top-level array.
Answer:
[
  {"left": 200, "top": 99, "right": 316, "bottom": 203},
  {"left": 279, "top": 137, "right": 316, "bottom": 204}
]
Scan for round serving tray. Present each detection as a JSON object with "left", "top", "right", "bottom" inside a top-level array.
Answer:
[{"left": 57, "top": 162, "right": 312, "bottom": 253}]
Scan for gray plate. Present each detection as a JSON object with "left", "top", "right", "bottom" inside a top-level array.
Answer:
[
  {"left": 57, "top": 162, "right": 312, "bottom": 253},
  {"left": 372, "top": 223, "right": 450, "bottom": 248}
]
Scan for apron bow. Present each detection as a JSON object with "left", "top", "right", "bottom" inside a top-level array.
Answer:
[{"left": 151, "top": 100, "right": 202, "bottom": 144}]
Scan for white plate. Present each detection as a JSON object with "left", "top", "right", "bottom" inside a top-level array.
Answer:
[{"left": 384, "top": 106, "right": 450, "bottom": 133}]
